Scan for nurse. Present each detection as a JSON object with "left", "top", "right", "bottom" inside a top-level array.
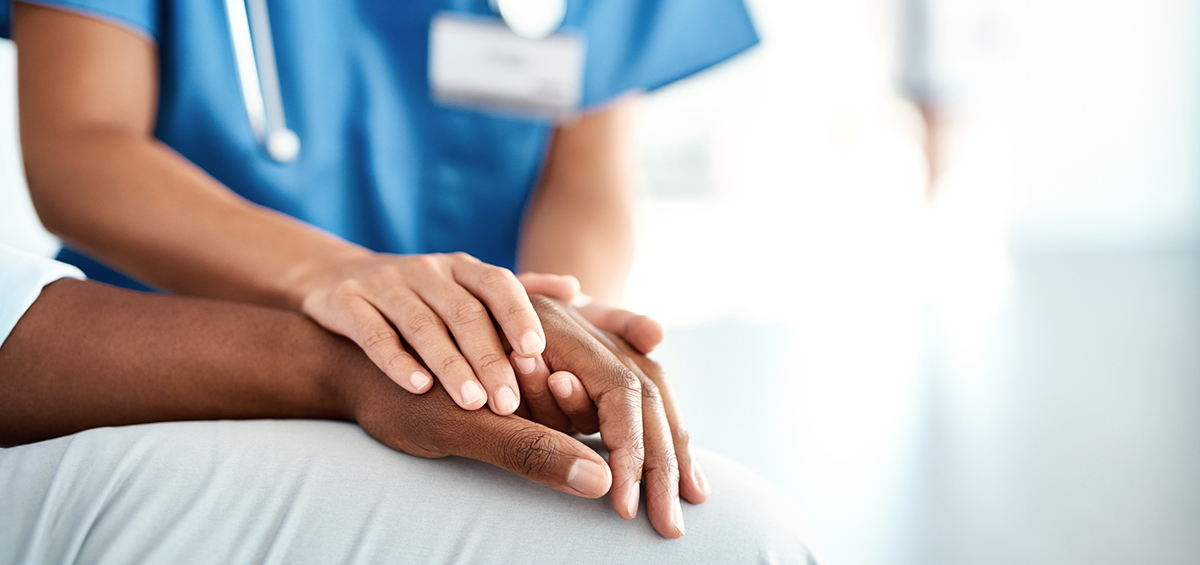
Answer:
[{"left": 2, "top": 0, "right": 757, "bottom": 538}]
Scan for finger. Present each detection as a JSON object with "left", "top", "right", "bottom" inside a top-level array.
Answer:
[
  {"left": 638, "top": 377, "right": 685, "bottom": 539},
  {"left": 414, "top": 281, "right": 520, "bottom": 416},
  {"left": 446, "top": 409, "right": 613, "bottom": 499},
  {"left": 575, "top": 304, "right": 666, "bottom": 354},
  {"left": 454, "top": 259, "right": 546, "bottom": 358},
  {"left": 610, "top": 338, "right": 709, "bottom": 505},
  {"left": 548, "top": 371, "right": 600, "bottom": 435},
  {"left": 528, "top": 295, "right": 644, "bottom": 521},
  {"left": 571, "top": 319, "right": 684, "bottom": 536},
  {"left": 331, "top": 295, "right": 433, "bottom": 394},
  {"left": 511, "top": 351, "right": 572, "bottom": 432},
  {"left": 516, "top": 272, "right": 581, "bottom": 303},
  {"left": 513, "top": 399, "right": 532, "bottom": 421},
  {"left": 372, "top": 292, "right": 487, "bottom": 410}
]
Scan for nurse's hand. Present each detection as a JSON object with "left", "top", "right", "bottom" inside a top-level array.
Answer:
[
  {"left": 520, "top": 295, "right": 707, "bottom": 539},
  {"left": 299, "top": 252, "right": 576, "bottom": 415}
]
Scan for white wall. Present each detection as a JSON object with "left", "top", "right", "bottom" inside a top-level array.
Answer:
[
  {"left": 968, "top": 0, "right": 1200, "bottom": 252},
  {"left": 0, "top": 39, "right": 58, "bottom": 258}
]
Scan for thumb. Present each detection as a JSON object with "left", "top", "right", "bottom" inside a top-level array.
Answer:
[
  {"left": 450, "top": 414, "right": 613, "bottom": 499},
  {"left": 575, "top": 304, "right": 665, "bottom": 354},
  {"left": 517, "top": 273, "right": 581, "bottom": 303}
]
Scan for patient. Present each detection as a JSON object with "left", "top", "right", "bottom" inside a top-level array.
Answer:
[{"left": 0, "top": 245, "right": 819, "bottom": 564}]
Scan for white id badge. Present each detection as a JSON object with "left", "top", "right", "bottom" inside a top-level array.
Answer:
[{"left": 429, "top": 13, "right": 585, "bottom": 121}]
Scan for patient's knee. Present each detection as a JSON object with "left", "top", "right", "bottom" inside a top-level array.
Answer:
[{"left": 677, "top": 449, "right": 822, "bottom": 564}]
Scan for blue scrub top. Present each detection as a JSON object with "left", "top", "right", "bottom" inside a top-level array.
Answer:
[{"left": 2, "top": 0, "right": 757, "bottom": 291}]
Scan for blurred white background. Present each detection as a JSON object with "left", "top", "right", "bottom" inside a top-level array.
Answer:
[{"left": 2, "top": 1, "right": 1198, "bottom": 563}]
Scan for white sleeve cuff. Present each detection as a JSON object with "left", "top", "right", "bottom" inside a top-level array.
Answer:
[{"left": 0, "top": 245, "right": 85, "bottom": 348}]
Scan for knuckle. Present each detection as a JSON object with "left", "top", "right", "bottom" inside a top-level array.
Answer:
[
  {"left": 451, "top": 251, "right": 478, "bottom": 263},
  {"left": 609, "top": 366, "right": 642, "bottom": 398},
  {"left": 404, "top": 313, "right": 442, "bottom": 336},
  {"left": 436, "top": 353, "right": 472, "bottom": 375},
  {"left": 598, "top": 376, "right": 641, "bottom": 411},
  {"left": 505, "top": 302, "right": 533, "bottom": 320},
  {"left": 331, "top": 279, "right": 364, "bottom": 301},
  {"left": 643, "top": 451, "right": 680, "bottom": 482},
  {"left": 414, "top": 254, "right": 443, "bottom": 273},
  {"left": 626, "top": 433, "right": 647, "bottom": 468},
  {"left": 361, "top": 328, "right": 397, "bottom": 352},
  {"left": 448, "top": 299, "right": 488, "bottom": 326},
  {"left": 381, "top": 349, "right": 412, "bottom": 372},
  {"left": 672, "top": 427, "right": 691, "bottom": 449},
  {"left": 475, "top": 352, "right": 511, "bottom": 374},
  {"left": 640, "top": 379, "right": 662, "bottom": 404},
  {"left": 505, "top": 431, "right": 557, "bottom": 476},
  {"left": 478, "top": 266, "right": 517, "bottom": 292}
]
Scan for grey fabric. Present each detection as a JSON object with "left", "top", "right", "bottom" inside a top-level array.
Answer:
[{"left": 0, "top": 420, "right": 819, "bottom": 564}]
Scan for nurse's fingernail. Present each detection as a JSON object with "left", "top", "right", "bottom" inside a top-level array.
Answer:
[
  {"left": 567, "top": 459, "right": 609, "bottom": 497},
  {"left": 461, "top": 381, "right": 487, "bottom": 408},
  {"left": 410, "top": 372, "right": 432, "bottom": 392},
  {"left": 520, "top": 331, "right": 544, "bottom": 355},
  {"left": 673, "top": 496, "right": 686, "bottom": 536},
  {"left": 513, "top": 355, "right": 537, "bottom": 375},
  {"left": 494, "top": 386, "right": 520, "bottom": 414},
  {"left": 549, "top": 374, "right": 573, "bottom": 399}
]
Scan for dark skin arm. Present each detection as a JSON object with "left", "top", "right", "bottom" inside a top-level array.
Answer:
[{"left": 0, "top": 279, "right": 347, "bottom": 445}]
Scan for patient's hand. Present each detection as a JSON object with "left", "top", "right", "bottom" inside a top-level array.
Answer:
[
  {"left": 345, "top": 366, "right": 613, "bottom": 501},
  {"left": 512, "top": 296, "right": 707, "bottom": 539}
]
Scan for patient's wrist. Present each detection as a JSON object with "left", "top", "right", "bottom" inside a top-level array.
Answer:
[{"left": 310, "top": 331, "right": 383, "bottom": 422}]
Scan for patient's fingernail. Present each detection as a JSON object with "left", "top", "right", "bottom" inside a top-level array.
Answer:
[
  {"left": 461, "top": 381, "right": 487, "bottom": 408},
  {"left": 695, "top": 460, "right": 711, "bottom": 496},
  {"left": 513, "top": 355, "right": 537, "bottom": 375},
  {"left": 520, "top": 331, "right": 544, "bottom": 355},
  {"left": 673, "top": 496, "right": 686, "bottom": 536},
  {"left": 549, "top": 374, "right": 573, "bottom": 399},
  {"left": 410, "top": 371, "right": 431, "bottom": 391},
  {"left": 494, "top": 386, "right": 520, "bottom": 414},
  {"left": 625, "top": 482, "right": 640, "bottom": 518},
  {"left": 567, "top": 459, "right": 608, "bottom": 497}
]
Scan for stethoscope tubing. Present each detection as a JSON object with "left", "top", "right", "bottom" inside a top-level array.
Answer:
[
  {"left": 224, "top": 0, "right": 300, "bottom": 163},
  {"left": 223, "top": 0, "right": 566, "bottom": 163}
]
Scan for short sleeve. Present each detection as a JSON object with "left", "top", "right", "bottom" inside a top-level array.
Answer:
[
  {"left": 1, "top": 0, "right": 160, "bottom": 40},
  {"left": 574, "top": 0, "right": 759, "bottom": 107},
  {"left": 0, "top": 244, "right": 85, "bottom": 348}
]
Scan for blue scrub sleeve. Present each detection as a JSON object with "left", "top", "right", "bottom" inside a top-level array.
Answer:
[
  {"left": 576, "top": 0, "right": 759, "bottom": 107},
  {"left": 1, "top": 0, "right": 159, "bottom": 40}
]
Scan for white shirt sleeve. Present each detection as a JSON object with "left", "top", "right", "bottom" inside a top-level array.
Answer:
[{"left": 0, "top": 245, "right": 85, "bottom": 348}]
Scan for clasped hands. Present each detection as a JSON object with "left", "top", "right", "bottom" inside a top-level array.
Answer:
[{"left": 342, "top": 295, "right": 706, "bottom": 539}]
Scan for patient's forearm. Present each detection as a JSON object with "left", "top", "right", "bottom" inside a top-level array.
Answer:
[{"left": 0, "top": 279, "right": 361, "bottom": 446}]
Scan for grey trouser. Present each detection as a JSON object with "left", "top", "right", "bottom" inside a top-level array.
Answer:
[{"left": 0, "top": 420, "right": 819, "bottom": 564}]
